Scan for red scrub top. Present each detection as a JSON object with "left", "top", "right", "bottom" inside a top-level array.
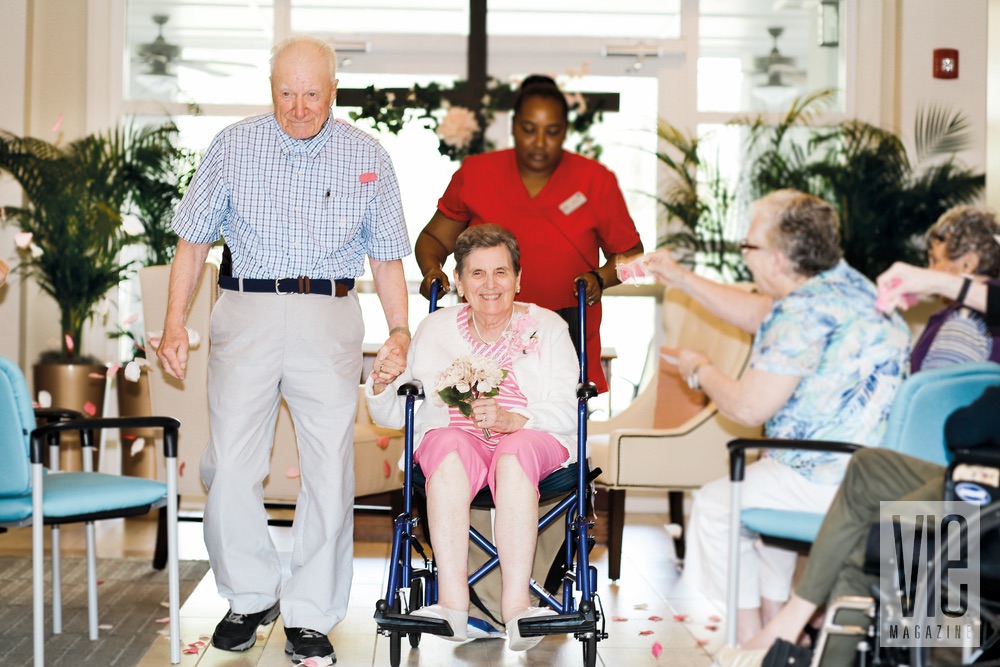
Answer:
[{"left": 438, "top": 149, "right": 640, "bottom": 393}]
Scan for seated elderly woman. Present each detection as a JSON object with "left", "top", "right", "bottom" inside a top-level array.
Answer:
[
  {"left": 910, "top": 205, "right": 1000, "bottom": 371},
  {"left": 365, "top": 224, "right": 579, "bottom": 652},
  {"left": 644, "top": 189, "right": 911, "bottom": 643},
  {"left": 714, "top": 209, "right": 1000, "bottom": 665}
]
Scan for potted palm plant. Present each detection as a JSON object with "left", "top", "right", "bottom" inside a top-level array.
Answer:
[{"left": 0, "top": 122, "right": 187, "bottom": 469}]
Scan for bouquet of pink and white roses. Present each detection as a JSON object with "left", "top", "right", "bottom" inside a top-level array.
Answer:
[{"left": 435, "top": 354, "right": 507, "bottom": 438}]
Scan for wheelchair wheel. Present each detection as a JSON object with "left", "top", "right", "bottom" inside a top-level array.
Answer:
[
  {"left": 408, "top": 578, "right": 424, "bottom": 648},
  {"left": 389, "top": 594, "right": 402, "bottom": 667},
  {"left": 582, "top": 633, "right": 597, "bottom": 667}
]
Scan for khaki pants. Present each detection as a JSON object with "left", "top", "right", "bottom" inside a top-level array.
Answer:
[{"left": 467, "top": 496, "right": 568, "bottom": 626}]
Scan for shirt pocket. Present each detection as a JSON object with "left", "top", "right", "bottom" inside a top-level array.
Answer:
[{"left": 308, "top": 196, "right": 367, "bottom": 251}]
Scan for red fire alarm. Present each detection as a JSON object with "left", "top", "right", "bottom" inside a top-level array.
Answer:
[{"left": 933, "top": 48, "right": 959, "bottom": 79}]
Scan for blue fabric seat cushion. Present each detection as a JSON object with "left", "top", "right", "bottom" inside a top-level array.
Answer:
[
  {"left": 43, "top": 473, "right": 167, "bottom": 518},
  {"left": 741, "top": 508, "right": 823, "bottom": 544},
  {"left": 0, "top": 493, "right": 33, "bottom": 524}
]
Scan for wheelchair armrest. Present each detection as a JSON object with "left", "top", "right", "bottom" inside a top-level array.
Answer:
[
  {"left": 397, "top": 381, "right": 424, "bottom": 397},
  {"left": 948, "top": 447, "right": 1000, "bottom": 468},
  {"left": 30, "top": 416, "right": 182, "bottom": 463},
  {"left": 727, "top": 437, "right": 862, "bottom": 482}
]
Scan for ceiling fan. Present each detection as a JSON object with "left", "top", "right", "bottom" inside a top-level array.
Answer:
[
  {"left": 751, "top": 27, "right": 804, "bottom": 87},
  {"left": 135, "top": 14, "right": 251, "bottom": 78}
]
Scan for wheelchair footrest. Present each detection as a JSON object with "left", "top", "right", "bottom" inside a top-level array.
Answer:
[
  {"left": 374, "top": 604, "right": 455, "bottom": 637},
  {"left": 518, "top": 611, "right": 597, "bottom": 638}
]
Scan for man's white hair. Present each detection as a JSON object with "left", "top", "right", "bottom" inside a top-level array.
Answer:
[{"left": 270, "top": 35, "right": 337, "bottom": 82}]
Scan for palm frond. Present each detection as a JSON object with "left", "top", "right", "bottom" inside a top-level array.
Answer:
[{"left": 914, "top": 104, "right": 972, "bottom": 162}]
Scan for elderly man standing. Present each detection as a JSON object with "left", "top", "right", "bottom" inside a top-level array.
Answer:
[
  {"left": 157, "top": 36, "right": 411, "bottom": 664},
  {"left": 645, "top": 189, "right": 910, "bottom": 644}
]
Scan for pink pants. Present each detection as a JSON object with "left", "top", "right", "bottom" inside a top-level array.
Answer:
[{"left": 414, "top": 427, "right": 569, "bottom": 503}]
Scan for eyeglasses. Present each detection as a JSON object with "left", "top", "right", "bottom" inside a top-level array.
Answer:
[{"left": 739, "top": 238, "right": 764, "bottom": 254}]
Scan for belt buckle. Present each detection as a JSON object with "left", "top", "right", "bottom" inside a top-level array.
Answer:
[{"left": 275, "top": 278, "right": 294, "bottom": 295}]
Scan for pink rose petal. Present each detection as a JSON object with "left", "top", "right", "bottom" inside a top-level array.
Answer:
[
  {"left": 286, "top": 467, "right": 300, "bottom": 479},
  {"left": 192, "top": 641, "right": 205, "bottom": 647},
  {"left": 155, "top": 616, "right": 170, "bottom": 624},
  {"left": 612, "top": 616, "right": 629, "bottom": 622},
  {"left": 652, "top": 640, "right": 663, "bottom": 658},
  {"left": 375, "top": 435, "right": 390, "bottom": 450},
  {"left": 83, "top": 401, "right": 97, "bottom": 416},
  {"left": 124, "top": 312, "right": 139, "bottom": 324},
  {"left": 98, "top": 623, "right": 113, "bottom": 630},
  {"left": 672, "top": 613, "right": 687, "bottom": 622},
  {"left": 65, "top": 334, "right": 75, "bottom": 352},
  {"left": 179, "top": 461, "right": 186, "bottom": 477},
  {"left": 705, "top": 624, "right": 718, "bottom": 632},
  {"left": 639, "top": 629, "right": 654, "bottom": 636},
  {"left": 88, "top": 372, "right": 104, "bottom": 379},
  {"left": 383, "top": 459, "right": 391, "bottom": 478},
  {"left": 648, "top": 615, "right": 663, "bottom": 621},
  {"left": 182, "top": 648, "right": 199, "bottom": 654},
  {"left": 97, "top": 579, "right": 104, "bottom": 585},
  {"left": 708, "top": 614, "right": 722, "bottom": 622},
  {"left": 51, "top": 112, "right": 63, "bottom": 133},
  {"left": 696, "top": 637, "right": 710, "bottom": 646}
]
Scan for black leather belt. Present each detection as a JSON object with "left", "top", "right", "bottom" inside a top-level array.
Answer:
[{"left": 218, "top": 275, "right": 354, "bottom": 297}]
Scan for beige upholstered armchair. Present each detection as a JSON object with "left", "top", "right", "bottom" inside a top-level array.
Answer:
[
  {"left": 588, "top": 283, "right": 761, "bottom": 580},
  {"left": 136, "top": 265, "right": 404, "bottom": 512}
]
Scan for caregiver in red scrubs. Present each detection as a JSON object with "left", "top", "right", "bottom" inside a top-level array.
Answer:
[{"left": 415, "top": 74, "right": 642, "bottom": 394}]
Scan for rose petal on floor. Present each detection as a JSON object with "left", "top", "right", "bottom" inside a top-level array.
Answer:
[
  {"left": 98, "top": 624, "right": 113, "bottom": 630},
  {"left": 705, "top": 624, "right": 718, "bottom": 631},
  {"left": 633, "top": 603, "right": 649, "bottom": 610},
  {"left": 376, "top": 435, "right": 390, "bottom": 450},
  {"left": 652, "top": 641, "right": 663, "bottom": 658},
  {"left": 708, "top": 614, "right": 722, "bottom": 622},
  {"left": 130, "top": 438, "right": 146, "bottom": 457},
  {"left": 83, "top": 401, "right": 97, "bottom": 416},
  {"left": 648, "top": 615, "right": 663, "bottom": 621},
  {"left": 612, "top": 616, "right": 629, "bottom": 622},
  {"left": 639, "top": 629, "right": 654, "bottom": 636},
  {"left": 155, "top": 617, "right": 170, "bottom": 624},
  {"left": 672, "top": 614, "right": 687, "bottom": 622}
]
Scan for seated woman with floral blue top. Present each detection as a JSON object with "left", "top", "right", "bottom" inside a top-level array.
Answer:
[
  {"left": 644, "top": 190, "right": 911, "bottom": 644},
  {"left": 910, "top": 205, "right": 1000, "bottom": 372},
  {"left": 365, "top": 224, "right": 580, "bottom": 652}
]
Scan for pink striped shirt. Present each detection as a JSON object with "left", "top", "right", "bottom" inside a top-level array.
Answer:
[{"left": 447, "top": 305, "right": 529, "bottom": 447}]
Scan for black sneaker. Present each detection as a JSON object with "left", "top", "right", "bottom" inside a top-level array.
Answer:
[
  {"left": 211, "top": 602, "right": 280, "bottom": 651},
  {"left": 284, "top": 626, "right": 336, "bottom": 663}
]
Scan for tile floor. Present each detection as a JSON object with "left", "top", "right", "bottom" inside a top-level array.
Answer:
[{"left": 1, "top": 512, "right": 730, "bottom": 667}]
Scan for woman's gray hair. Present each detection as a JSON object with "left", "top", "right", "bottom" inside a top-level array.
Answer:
[
  {"left": 271, "top": 36, "right": 337, "bottom": 82},
  {"left": 926, "top": 206, "right": 1000, "bottom": 278},
  {"left": 454, "top": 225, "right": 522, "bottom": 276},
  {"left": 757, "top": 189, "right": 843, "bottom": 277}
]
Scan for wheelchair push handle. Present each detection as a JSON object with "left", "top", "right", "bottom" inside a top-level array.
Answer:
[
  {"left": 429, "top": 278, "right": 442, "bottom": 313},
  {"left": 576, "top": 278, "right": 588, "bottom": 385}
]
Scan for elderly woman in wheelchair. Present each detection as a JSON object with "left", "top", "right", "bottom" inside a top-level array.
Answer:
[{"left": 366, "top": 224, "right": 580, "bottom": 651}]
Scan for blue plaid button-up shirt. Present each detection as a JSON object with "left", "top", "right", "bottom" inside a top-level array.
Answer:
[{"left": 173, "top": 113, "right": 410, "bottom": 279}]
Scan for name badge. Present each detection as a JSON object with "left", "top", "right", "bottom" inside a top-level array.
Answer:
[{"left": 559, "top": 191, "right": 588, "bottom": 215}]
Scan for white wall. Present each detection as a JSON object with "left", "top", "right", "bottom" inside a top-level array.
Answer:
[
  {"left": 896, "top": 0, "right": 988, "bottom": 176},
  {"left": 0, "top": 1, "right": 29, "bottom": 367}
]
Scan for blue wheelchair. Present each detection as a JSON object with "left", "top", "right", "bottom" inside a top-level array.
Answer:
[{"left": 373, "top": 279, "right": 608, "bottom": 666}]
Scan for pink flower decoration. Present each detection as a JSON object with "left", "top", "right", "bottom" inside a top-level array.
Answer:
[
  {"left": 509, "top": 314, "right": 540, "bottom": 356},
  {"left": 83, "top": 401, "right": 97, "bottom": 416},
  {"left": 15, "top": 232, "right": 33, "bottom": 248},
  {"left": 65, "top": 334, "right": 75, "bottom": 352},
  {"left": 652, "top": 641, "right": 663, "bottom": 658},
  {"left": 88, "top": 372, "right": 104, "bottom": 379},
  {"left": 435, "top": 106, "right": 480, "bottom": 150},
  {"left": 383, "top": 460, "right": 391, "bottom": 477},
  {"left": 375, "top": 435, "right": 390, "bottom": 450},
  {"left": 124, "top": 312, "right": 139, "bottom": 324},
  {"left": 179, "top": 461, "right": 186, "bottom": 477}
]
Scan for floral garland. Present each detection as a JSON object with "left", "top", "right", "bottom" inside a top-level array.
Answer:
[{"left": 349, "top": 77, "right": 604, "bottom": 162}]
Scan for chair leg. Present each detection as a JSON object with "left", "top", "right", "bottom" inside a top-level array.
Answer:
[
  {"left": 607, "top": 489, "right": 626, "bottom": 581},
  {"left": 51, "top": 524, "right": 62, "bottom": 633},
  {"left": 668, "top": 491, "right": 686, "bottom": 561},
  {"left": 153, "top": 504, "right": 169, "bottom": 570},
  {"left": 85, "top": 521, "right": 99, "bottom": 640}
]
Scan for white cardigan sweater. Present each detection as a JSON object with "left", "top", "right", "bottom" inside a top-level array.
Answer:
[{"left": 365, "top": 303, "right": 582, "bottom": 469}]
